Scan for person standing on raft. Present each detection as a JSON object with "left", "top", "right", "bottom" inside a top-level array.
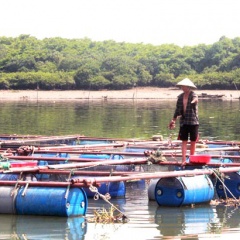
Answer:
[{"left": 168, "top": 78, "right": 199, "bottom": 165}]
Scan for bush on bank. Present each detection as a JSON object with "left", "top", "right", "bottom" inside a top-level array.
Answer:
[{"left": 0, "top": 35, "right": 240, "bottom": 90}]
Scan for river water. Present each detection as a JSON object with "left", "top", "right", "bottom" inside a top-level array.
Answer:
[{"left": 0, "top": 99, "right": 240, "bottom": 239}]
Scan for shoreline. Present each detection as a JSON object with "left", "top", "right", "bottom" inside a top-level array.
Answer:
[{"left": 0, "top": 87, "right": 239, "bottom": 101}]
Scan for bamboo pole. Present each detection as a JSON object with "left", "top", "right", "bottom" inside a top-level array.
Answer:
[
  {"left": 1, "top": 158, "right": 149, "bottom": 173},
  {"left": 1, "top": 135, "right": 82, "bottom": 144},
  {"left": 70, "top": 167, "right": 240, "bottom": 185},
  {"left": 5, "top": 149, "right": 240, "bottom": 162},
  {"left": 3, "top": 158, "right": 240, "bottom": 175},
  {"left": 0, "top": 180, "right": 87, "bottom": 187},
  {"left": 1, "top": 166, "right": 240, "bottom": 188},
  {"left": 38, "top": 170, "right": 138, "bottom": 176},
  {"left": 35, "top": 143, "right": 125, "bottom": 151}
]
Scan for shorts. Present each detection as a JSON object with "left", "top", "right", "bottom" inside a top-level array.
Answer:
[{"left": 178, "top": 125, "right": 199, "bottom": 141}]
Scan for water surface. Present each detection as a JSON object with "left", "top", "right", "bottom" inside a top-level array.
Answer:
[{"left": 0, "top": 99, "right": 240, "bottom": 239}]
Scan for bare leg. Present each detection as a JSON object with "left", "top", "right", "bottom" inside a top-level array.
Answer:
[
  {"left": 181, "top": 140, "right": 188, "bottom": 164},
  {"left": 190, "top": 141, "right": 196, "bottom": 155}
]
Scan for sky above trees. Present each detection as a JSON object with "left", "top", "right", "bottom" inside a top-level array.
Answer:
[{"left": 1, "top": 0, "right": 240, "bottom": 47}]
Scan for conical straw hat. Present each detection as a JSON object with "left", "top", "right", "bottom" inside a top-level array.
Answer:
[{"left": 176, "top": 78, "right": 197, "bottom": 89}]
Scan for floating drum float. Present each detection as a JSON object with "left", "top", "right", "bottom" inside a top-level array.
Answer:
[
  {"left": 148, "top": 179, "right": 159, "bottom": 200},
  {"left": 154, "top": 174, "right": 214, "bottom": 207},
  {"left": 216, "top": 172, "right": 240, "bottom": 199},
  {"left": 0, "top": 173, "right": 19, "bottom": 181},
  {"left": 0, "top": 173, "right": 37, "bottom": 181},
  {"left": 124, "top": 147, "right": 149, "bottom": 153},
  {"left": 0, "top": 186, "right": 17, "bottom": 214},
  {"left": 78, "top": 140, "right": 113, "bottom": 145},
  {"left": 79, "top": 153, "right": 123, "bottom": 160},
  {"left": 82, "top": 181, "right": 126, "bottom": 198},
  {"left": 210, "top": 158, "right": 233, "bottom": 164},
  {"left": 16, "top": 187, "right": 88, "bottom": 217}
]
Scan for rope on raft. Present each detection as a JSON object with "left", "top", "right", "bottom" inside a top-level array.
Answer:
[
  {"left": 87, "top": 184, "right": 129, "bottom": 223},
  {"left": 211, "top": 168, "right": 239, "bottom": 205},
  {"left": 146, "top": 149, "right": 167, "bottom": 163}
]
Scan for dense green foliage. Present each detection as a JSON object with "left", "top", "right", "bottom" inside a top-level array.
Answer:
[{"left": 0, "top": 35, "right": 240, "bottom": 90}]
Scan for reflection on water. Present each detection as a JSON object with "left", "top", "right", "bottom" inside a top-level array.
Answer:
[
  {"left": 0, "top": 99, "right": 240, "bottom": 140},
  {"left": 0, "top": 214, "right": 87, "bottom": 240},
  {"left": 0, "top": 182, "right": 240, "bottom": 239},
  {"left": 0, "top": 99, "right": 240, "bottom": 239},
  {"left": 155, "top": 205, "right": 218, "bottom": 236}
]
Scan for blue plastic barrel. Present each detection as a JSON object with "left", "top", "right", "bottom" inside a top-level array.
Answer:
[
  {"left": 36, "top": 153, "right": 67, "bottom": 165},
  {"left": 36, "top": 161, "right": 50, "bottom": 180},
  {"left": 79, "top": 140, "right": 113, "bottom": 145},
  {"left": 124, "top": 147, "right": 149, "bottom": 153},
  {"left": 155, "top": 175, "right": 214, "bottom": 206},
  {"left": 79, "top": 154, "right": 123, "bottom": 159},
  {"left": 82, "top": 181, "right": 126, "bottom": 198},
  {"left": 216, "top": 172, "right": 240, "bottom": 199},
  {"left": 148, "top": 179, "right": 159, "bottom": 200},
  {"left": 0, "top": 186, "right": 16, "bottom": 214},
  {"left": 0, "top": 173, "right": 19, "bottom": 180},
  {"left": 16, "top": 187, "right": 88, "bottom": 217},
  {"left": 79, "top": 154, "right": 111, "bottom": 159},
  {"left": 211, "top": 158, "right": 233, "bottom": 164},
  {"left": 0, "top": 173, "right": 37, "bottom": 181},
  {"left": 34, "top": 153, "right": 69, "bottom": 158}
]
